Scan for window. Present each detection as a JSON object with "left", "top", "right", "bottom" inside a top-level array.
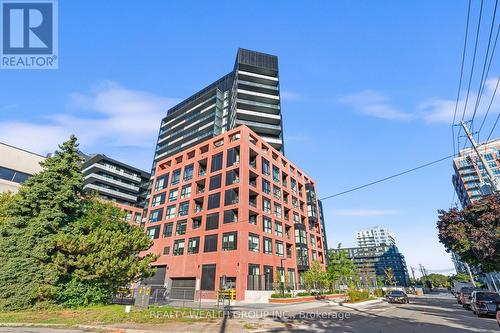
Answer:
[
  {"left": 263, "top": 198, "right": 271, "bottom": 214},
  {"left": 276, "top": 241, "right": 284, "bottom": 256},
  {"left": 292, "top": 197, "right": 298, "bottom": 209},
  {"left": 291, "top": 179, "right": 297, "bottom": 194},
  {"left": 206, "top": 213, "right": 219, "bottom": 230},
  {"left": 224, "top": 189, "right": 239, "bottom": 205},
  {"left": 263, "top": 217, "right": 272, "bottom": 233},
  {"left": 312, "top": 250, "right": 317, "bottom": 261},
  {"left": 209, "top": 174, "right": 222, "bottom": 190},
  {"left": 263, "top": 237, "right": 272, "bottom": 254},
  {"left": 225, "top": 170, "right": 239, "bottom": 185},
  {"left": 208, "top": 193, "right": 220, "bottom": 209},
  {"left": 192, "top": 217, "right": 202, "bottom": 229},
  {"left": 166, "top": 205, "right": 176, "bottom": 219},
  {"left": 178, "top": 201, "right": 189, "bottom": 216},
  {"left": 154, "top": 174, "right": 169, "bottom": 191},
  {"left": 248, "top": 233, "right": 259, "bottom": 252},
  {"left": 173, "top": 239, "right": 185, "bottom": 255},
  {"left": 175, "top": 220, "right": 187, "bottom": 235},
  {"left": 274, "top": 204, "right": 282, "bottom": 219},
  {"left": 295, "top": 228, "right": 307, "bottom": 244},
  {"left": 163, "top": 222, "right": 173, "bottom": 237},
  {"left": 275, "top": 222, "right": 283, "bottom": 237},
  {"left": 147, "top": 226, "right": 160, "bottom": 239},
  {"left": 274, "top": 187, "right": 281, "bottom": 201},
  {"left": 168, "top": 189, "right": 178, "bottom": 202},
  {"left": 171, "top": 169, "right": 181, "bottom": 185},
  {"left": 204, "top": 234, "right": 218, "bottom": 252},
  {"left": 211, "top": 153, "right": 223, "bottom": 172},
  {"left": 181, "top": 185, "right": 191, "bottom": 198},
  {"left": 201, "top": 264, "right": 216, "bottom": 291},
  {"left": 133, "top": 212, "right": 141, "bottom": 223},
  {"left": 262, "top": 158, "right": 270, "bottom": 175},
  {"left": 293, "top": 213, "right": 300, "bottom": 224},
  {"left": 124, "top": 210, "right": 132, "bottom": 221},
  {"left": 151, "top": 193, "right": 165, "bottom": 207},
  {"left": 248, "top": 263, "right": 260, "bottom": 276},
  {"left": 310, "top": 234, "right": 316, "bottom": 247},
  {"left": 249, "top": 213, "right": 257, "bottom": 225},
  {"left": 163, "top": 246, "right": 170, "bottom": 255},
  {"left": 262, "top": 179, "right": 271, "bottom": 194},
  {"left": 272, "top": 165, "right": 280, "bottom": 183},
  {"left": 183, "top": 164, "right": 194, "bottom": 181},
  {"left": 188, "top": 237, "right": 200, "bottom": 254},
  {"left": 223, "top": 209, "right": 238, "bottom": 223},
  {"left": 226, "top": 147, "right": 240, "bottom": 167},
  {"left": 149, "top": 208, "right": 163, "bottom": 223},
  {"left": 222, "top": 232, "right": 237, "bottom": 251}
]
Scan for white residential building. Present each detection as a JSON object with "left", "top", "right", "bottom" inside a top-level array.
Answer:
[{"left": 356, "top": 226, "right": 396, "bottom": 247}]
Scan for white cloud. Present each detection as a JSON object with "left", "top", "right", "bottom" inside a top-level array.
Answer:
[
  {"left": 339, "top": 90, "right": 415, "bottom": 121},
  {"left": 420, "top": 77, "right": 500, "bottom": 124},
  {"left": 280, "top": 90, "right": 302, "bottom": 101},
  {"left": 0, "top": 81, "right": 178, "bottom": 155},
  {"left": 331, "top": 209, "right": 399, "bottom": 217}
]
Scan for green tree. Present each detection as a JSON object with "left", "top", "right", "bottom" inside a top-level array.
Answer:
[
  {"left": 0, "top": 136, "right": 157, "bottom": 310},
  {"left": 384, "top": 267, "right": 396, "bottom": 286},
  {"left": 303, "top": 260, "right": 328, "bottom": 291},
  {"left": 437, "top": 194, "right": 500, "bottom": 272},
  {"left": 0, "top": 136, "right": 84, "bottom": 310},
  {"left": 425, "top": 274, "right": 449, "bottom": 288},
  {"left": 327, "top": 244, "right": 356, "bottom": 290},
  {"left": 448, "top": 273, "right": 472, "bottom": 284}
]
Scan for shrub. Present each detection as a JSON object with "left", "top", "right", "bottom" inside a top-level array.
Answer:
[
  {"left": 374, "top": 288, "right": 384, "bottom": 297},
  {"left": 348, "top": 290, "right": 370, "bottom": 302},
  {"left": 296, "top": 292, "right": 311, "bottom": 297},
  {"left": 270, "top": 293, "right": 292, "bottom": 298}
]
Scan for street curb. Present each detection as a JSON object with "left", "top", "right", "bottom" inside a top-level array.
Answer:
[
  {"left": 0, "top": 323, "right": 66, "bottom": 327},
  {"left": 338, "top": 299, "right": 384, "bottom": 308}
]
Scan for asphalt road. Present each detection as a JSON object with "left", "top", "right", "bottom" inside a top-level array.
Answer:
[{"left": 261, "top": 293, "right": 500, "bottom": 333}]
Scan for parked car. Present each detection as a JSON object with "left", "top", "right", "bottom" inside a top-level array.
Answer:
[
  {"left": 459, "top": 287, "right": 482, "bottom": 309},
  {"left": 470, "top": 291, "right": 500, "bottom": 317},
  {"left": 386, "top": 290, "right": 409, "bottom": 304}
]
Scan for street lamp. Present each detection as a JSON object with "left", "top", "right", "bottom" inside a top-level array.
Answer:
[{"left": 280, "top": 258, "right": 286, "bottom": 296}]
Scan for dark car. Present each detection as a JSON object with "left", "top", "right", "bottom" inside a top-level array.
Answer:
[
  {"left": 460, "top": 287, "right": 482, "bottom": 309},
  {"left": 386, "top": 290, "right": 409, "bottom": 304},
  {"left": 470, "top": 291, "right": 500, "bottom": 317}
]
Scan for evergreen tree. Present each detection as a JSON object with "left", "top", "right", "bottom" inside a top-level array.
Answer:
[{"left": 0, "top": 135, "right": 84, "bottom": 309}]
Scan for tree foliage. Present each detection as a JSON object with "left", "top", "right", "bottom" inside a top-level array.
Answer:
[
  {"left": 425, "top": 274, "right": 449, "bottom": 288},
  {"left": 303, "top": 260, "right": 328, "bottom": 291},
  {"left": 327, "top": 244, "right": 356, "bottom": 289},
  {"left": 0, "top": 136, "right": 157, "bottom": 310},
  {"left": 384, "top": 267, "right": 396, "bottom": 286},
  {"left": 437, "top": 194, "right": 500, "bottom": 272}
]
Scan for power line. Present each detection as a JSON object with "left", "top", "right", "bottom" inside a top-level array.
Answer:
[
  {"left": 319, "top": 153, "right": 456, "bottom": 201},
  {"left": 471, "top": 0, "right": 499, "bottom": 128},
  {"left": 478, "top": 76, "right": 500, "bottom": 139},
  {"left": 453, "top": 0, "right": 473, "bottom": 156}
]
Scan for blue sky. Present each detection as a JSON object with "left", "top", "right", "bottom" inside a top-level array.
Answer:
[{"left": 1, "top": 1, "right": 499, "bottom": 277}]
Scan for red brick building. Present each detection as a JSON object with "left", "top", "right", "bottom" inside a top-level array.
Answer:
[{"left": 142, "top": 126, "right": 326, "bottom": 301}]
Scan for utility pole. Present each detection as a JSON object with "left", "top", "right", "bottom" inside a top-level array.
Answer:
[
  {"left": 410, "top": 267, "right": 416, "bottom": 284},
  {"left": 465, "top": 263, "right": 476, "bottom": 287},
  {"left": 460, "top": 121, "right": 500, "bottom": 193}
]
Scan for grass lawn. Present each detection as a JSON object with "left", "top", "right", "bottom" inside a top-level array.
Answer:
[{"left": 0, "top": 305, "right": 223, "bottom": 325}]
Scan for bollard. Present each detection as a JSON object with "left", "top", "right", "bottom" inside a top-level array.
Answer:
[{"left": 125, "top": 305, "right": 131, "bottom": 313}]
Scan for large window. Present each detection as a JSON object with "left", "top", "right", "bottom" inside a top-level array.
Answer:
[
  {"left": 223, "top": 209, "right": 238, "bottom": 223},
  {"left": 276, "top": 241, "right": 284, "bottom": 256},
  {"left": 263, "top": 198, "right": 271, "bottom": 214},
  {"left": 206, "top": 213, "right": 219, "bottom": 230},
  {"left": 263, "top": 237, "right": 272, "bottom": 254},
  {"left": 181, "top": 185, "right": 191, "bottom": 198},
  {"left": 183, "top": 164, "right": 194, "bottom": 181},
  {"left": 173, "top": 239, "right": 185, "bottom": 256},
  {"left": 224, "top": 189, "right": 239, "bottom": 206},
  {"left": 165, "top": 205, "right": 176, "bottom": 219},
  {"left": 201, "top": 264, "right": 216, "bottom": 291},
  {"left": 262, "top": 179, "right": 271, "bottom": 194},
  {"left": 262, "top": 157, "right": 270, "bottom": 175},
  {"left": 168, "top": 189, "right": 178, "bottom": 202},
  {"left": 208, "top": 193, "right": 220, "bottom": 209},
  {"left": 272, "top": 165, "right": 280, "bottom": 183},
  {"left": 171, "top": 169, "right": 181, "bottom": 185},
  {"left": 178, "top": 201, "right": 189, "bottom": 216},
  {"left": 163, "top": 222, "right": 173, "bottom": 237},
  {"left": 263, "top": 217, "right": 272, "bottom": 233},
  {"left": 248, "top": 233, "right": 259, "bottom": 252},
  {"left": 147, "top": 226, "right": 160, "bottom": 239},
  {"left": 152, "top": 193, "right": 165, "bottom": 207},
  {"left": 211, "top": 153, "right": 223, "bottom": 172},
  {"left": 175, "top": 220, "right": 187, "bottom": 235},
  {"left": 274, "top": 204, "right": 282, "bottom": 219},
  {"left": 187, "top": 237, "right": 200, "bottom": 254},
  {"left": 204, "top": 234, "right": 218, "bottom": 252},
  {"left": 222, "top": 232, "right": 237, "bottom": 251},
  {"left": 149, "top": 208, "right": 163, "bottom": 223},
  {"left": 273, "top": 186, "right": 281, "bottom": 200},
  {"left": 226, "top": 147, "right": 240, "bottom": 167},
  {"left": 275, "top": 222, "right": 283, "bottom": 237},
  {"left": 209, "top": 174, "right": 222, "bottom": 190},
  {"left": 154, "top": 174, "right": 169, "bottom": 191}
]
